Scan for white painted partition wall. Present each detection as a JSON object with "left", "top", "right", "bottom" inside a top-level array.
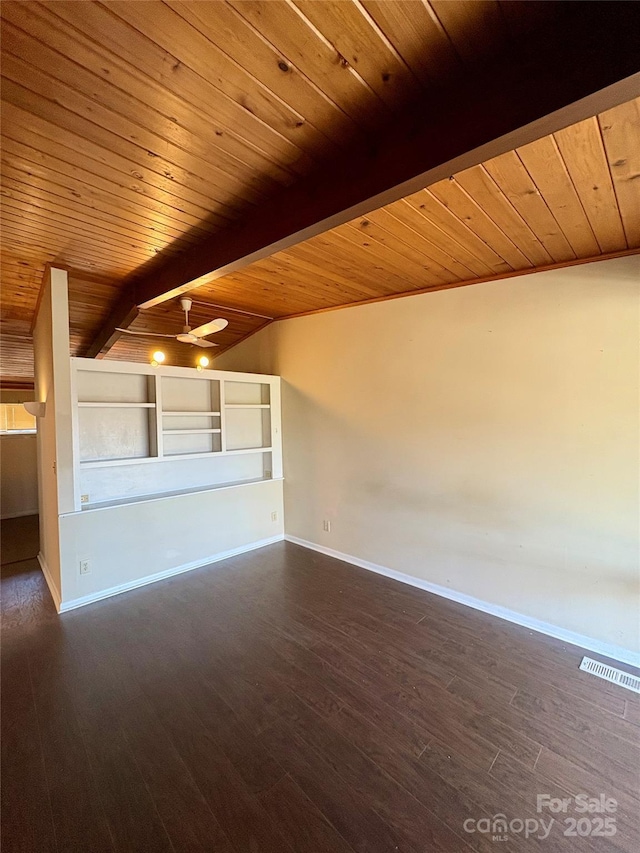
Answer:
[
  {"left": 33, "top": 268, "right": 284, "bottom": 612},
  {"left": 33, "top": 267, "right": 75, "bottom": 602},
  {"left": 58, "top": 479, "right": 283, "bottom": 610}
]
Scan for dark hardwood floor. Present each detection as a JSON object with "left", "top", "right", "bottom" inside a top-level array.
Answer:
[{"left": 2, "top": 515, "right": 639, "bottom": 852}]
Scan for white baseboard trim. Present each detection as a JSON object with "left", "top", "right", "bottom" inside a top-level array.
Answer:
[
  {"left": 58, "top": 534, "right": 284, "bottom": 613},
  {"left": 2, "top": 509, "right": 39, "bottom": 520},
  {"left": 38, "top": 551, "right": 62, "bottom": 613},
  {"left": 285, "top": 535, "right": 640, "bottom": 669}
]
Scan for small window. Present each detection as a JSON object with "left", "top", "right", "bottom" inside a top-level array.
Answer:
[{"left": 0, "top": 403, "right": 36, "bottom": 433}]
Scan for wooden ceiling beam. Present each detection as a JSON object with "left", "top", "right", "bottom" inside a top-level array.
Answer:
[
  {"left": 88, "top": 2, "right": 640, "bottom": 357},
  {"left": 85, "top": 301, "right": 139, "bottom": 359}
]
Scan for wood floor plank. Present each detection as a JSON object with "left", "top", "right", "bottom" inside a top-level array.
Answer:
[
  {"left": 140, "top": 684, "right": 297, "bottom": 853},
  {"left": 259, "top": 720, "right": 415, "bottom": 853},
  {"left": 164, "top": 673, "right": 288, "bottom": 796},
  {"left": 258, "top": 774, "right": 357, "bottom": 853},
  {"left": 271, "top": 690, "right": 472, "bottom": 852},
  {"left": 115, "top": 694, "right": 237, "bottom": 853},
  {"left": 510, "top": 684, "right": 640, "bottom": 751},
  {"left": 28, "top": 685, "right": 116, "bottom": 853},
  {"left": 447, "top": 675, "right": 640, "bottom": 798},
  {"left": 624, "top": 699, "right": 640, "bottom": 726},
  {"left": 0, "top": 633, "right": 58, "bottom": 853},
  {"left": 73, "top": 707, "right": 175, "bottom": 851},
  {"left": 329, "top": 703, "right": 504, "bottom": 853}
]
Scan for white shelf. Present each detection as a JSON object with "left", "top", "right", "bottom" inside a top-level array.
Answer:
[
  {"left": 162, "top": 428, "right": 222, "bottom": 435},
  {"left": 78, "top": 402, "right": 155, "bottom": 408},
  {"left": 225, "top": 404, "right": 270, "bottom": 409},
  {"left": 162, "top": 411, "right": 221, "bottom": 416},
  {"left": 226, "top": 446, "right": 272, "bottom": 455},
  {"left": 80, "top": 446, "right": 273, "bottom": 468},
  {"left": 76, "top": 477, "right": 283, "bottom": 513},
  {"left": 80, "top": 455, "right": 159, "bottom": 468}
]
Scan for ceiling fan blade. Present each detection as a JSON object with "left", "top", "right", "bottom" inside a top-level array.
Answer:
[
  {"left": 191, "top": 338, "right": 219, "bottom": 348},
  {"left": 115, "top": 328, "right": 176, "bottom": 338},
  {"left": 189, "top": 318, "right": 228, "bottom": 338}
]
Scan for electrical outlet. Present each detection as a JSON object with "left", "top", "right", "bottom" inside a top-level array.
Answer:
[
  {"left": 79, "top": 559, "right": 91, "bottom": 575},
  {"left": 81, "top": 494, "right": 89, "bottom": 504},
  {"left": 323, "top": 519, "right": 331, "bottom": 532},
  {"left": 271, "top": 511, "right": 278, "bottom": 522}
]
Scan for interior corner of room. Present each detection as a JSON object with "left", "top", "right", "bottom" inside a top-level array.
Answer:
[{"left": 213, "top": 254, "right": 640, "bottom": 666}]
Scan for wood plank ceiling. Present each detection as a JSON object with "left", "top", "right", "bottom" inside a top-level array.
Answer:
[{"left": 1, "top": 1, "right": 639, "bottom": 384}]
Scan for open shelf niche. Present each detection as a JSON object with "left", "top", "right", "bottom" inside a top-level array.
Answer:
[{"left": 71, "top": 358, "right": 282, "bottom": 509}]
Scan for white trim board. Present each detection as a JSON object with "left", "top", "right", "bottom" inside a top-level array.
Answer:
[
  {"left": 58, "top": 534, "right": 284, "bottom": 613},
  {"left": 1, "top": 509, "right": 39, "bottom": 520},
  {"left": 285, "top": 535, "right": 640, "bottom": 669},
  {"left": 38, "top": 552, "right": 62, "bottom": 613}
]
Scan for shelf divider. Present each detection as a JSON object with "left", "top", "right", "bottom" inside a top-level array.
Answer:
[{"left": 154, "top": 373, "right": 163, "bottom": 460}]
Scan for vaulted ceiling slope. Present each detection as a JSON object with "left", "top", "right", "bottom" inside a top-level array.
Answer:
[
  {"left": 211, "top": 97, "right": 640, "bottom": 319},
  {"left": 1, "top": 1, "right": 639, "bottom": 384}
]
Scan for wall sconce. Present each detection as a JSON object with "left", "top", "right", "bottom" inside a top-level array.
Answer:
[
  {"left": 151, "top": 350, "right": 166, "bottom": 368},
  {"left": 196, "top": 355, "right": 209, "bottom": 371},
  {"left": 23, "top": 401, "right": 46, "bottom": 418}
]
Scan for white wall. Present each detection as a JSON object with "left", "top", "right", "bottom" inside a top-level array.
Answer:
[
  {"left": 32, "top": 267, "right": 73, "bottom": 602},
  {"left": 215, "top": 256, "right": 640, "bottom": 658},
  {"left": 0, "top": 434, "right": 38, "bottom": 519},
  {"left": 59, "top": 479, "right": 283, "bottom": 608}
]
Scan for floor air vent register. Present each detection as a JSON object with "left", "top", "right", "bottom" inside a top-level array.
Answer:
[{"left": 580, "top": 657, "right": 640, "bottom": 694}]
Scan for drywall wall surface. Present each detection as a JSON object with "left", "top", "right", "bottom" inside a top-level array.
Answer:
[
  {"left": 0, "top": 434, "right": 38, "bottom": 519},
  {"left": 50, "top": 268, "right": 75, "bottom": 515},
  {"left": 33, "top": 269, "right": 61, "bottom": 597},
  {"left": 215, "top": 256, "right": 640, "bottom": 655},
  {"left": 59, "top": 479, "right": 284, "bottom": 605},
  {"left": 79, "top": 453, "right": 267, "bottom": 506},
  {"left": 32, "top": 267, "right": 73, "bottom": 600}
]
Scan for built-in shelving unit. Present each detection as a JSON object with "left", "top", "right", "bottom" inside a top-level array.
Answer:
[{"left": 70, "top": 359, "right": 282, "bottom": 509}]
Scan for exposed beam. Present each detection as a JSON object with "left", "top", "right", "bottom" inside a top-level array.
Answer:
[
  {"left": 85, "top": 301, "right": 139, "bottom": 359},
  {"left": 89, "top": 2, "right": 640, "bottom": 357}
]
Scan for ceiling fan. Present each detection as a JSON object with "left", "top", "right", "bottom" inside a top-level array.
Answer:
[{"left": 116, "top": 297, "right": 228, "bottom": 348}]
